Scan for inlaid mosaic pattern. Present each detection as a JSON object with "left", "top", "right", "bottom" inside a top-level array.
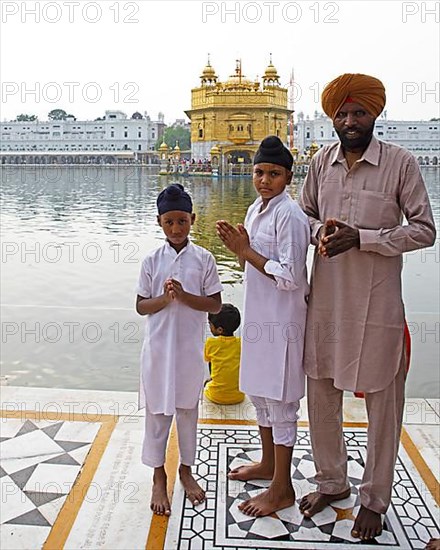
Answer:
[
  {"left": 166, "top": 425, "right": 439, "bottom": 549},
  {"left": 0, "top": 417, "right": 100, "bottom": 549}
]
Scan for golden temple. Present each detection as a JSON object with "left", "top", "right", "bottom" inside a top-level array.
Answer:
[{"left": 185, "top": 56, "right": 292, "bottom": 173}]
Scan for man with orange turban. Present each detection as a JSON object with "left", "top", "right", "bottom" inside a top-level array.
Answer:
[
  {"left": 321, "top": 73, "right": 386, "bottom": 120},
  {"left": 299, "top": 74, "right": 436, "bottom": 540}
]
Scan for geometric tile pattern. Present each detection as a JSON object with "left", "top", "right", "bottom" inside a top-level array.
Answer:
[
  {"left": 0, "top": 418, "right": 100, "bottom": 549},
  {"left": 166, "top": 425, "right": 440, "bottom": 549}
]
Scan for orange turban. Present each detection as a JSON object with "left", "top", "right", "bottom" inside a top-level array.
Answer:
[{"left": 321, "top": 73, "right": 386, "bottom": 120}]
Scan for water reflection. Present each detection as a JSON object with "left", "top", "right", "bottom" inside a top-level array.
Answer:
[{"left": 1, "top": 166, "right": 438, "bottom": 396}]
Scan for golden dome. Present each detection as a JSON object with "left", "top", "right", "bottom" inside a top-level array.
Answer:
[
  {"left": 309, "top": 142, "right": 319, "bottom": 158},
  {"left": 200, "top": 55, "right": 218, "bottom": 85},
  {"left": 222, "top": 59, "right": 254, "bottom": 90},
  {"left": 173, "top": 141, "right": 180, "bottom": 151},
  {"left": 264, "top": 62, "right": 279, "bottom": 78},
  {"left": 224, "top": 75, "right": 254, "bottom": 88},
  {"left": 210, "top": 144, "right": 220, "bottom": 155},
  {"left": 201, "top": 62, "right": 216, "bottom": 79},
  {"left": 158, "top": 139, "right": 169, "bottom": 151},
  {"left": 263, "top": 55, "right": 280, "bottom": 86}
]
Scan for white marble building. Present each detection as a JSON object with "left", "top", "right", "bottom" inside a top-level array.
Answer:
[
  {"left": 0, "top": 110, "right": 165, "bottom": 161},
  {"left": 294, "top": 112, "right": 440, "bottom": 165}
]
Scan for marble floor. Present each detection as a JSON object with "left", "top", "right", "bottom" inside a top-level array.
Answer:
[{"left": 0, "top": 387, "right": 438, "bottom": 549}]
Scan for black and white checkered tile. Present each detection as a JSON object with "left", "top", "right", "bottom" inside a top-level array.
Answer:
[
  {"left": 166, "top": 426, "right": 439, "bottom": 549},
  {"left": 0, "top": 418, "right": 100, "bottom": 548}
]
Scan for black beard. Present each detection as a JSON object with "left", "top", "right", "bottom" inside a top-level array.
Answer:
[{"left": 335, "top": 127, "right": 374, "bottom": 152}]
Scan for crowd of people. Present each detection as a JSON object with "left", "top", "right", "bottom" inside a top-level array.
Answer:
[{"left": 135, "top": 74, "right": 436, "bottom": 544}]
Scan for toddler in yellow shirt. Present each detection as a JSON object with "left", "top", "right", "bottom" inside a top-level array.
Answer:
[{"left": 204, "top": 303, "right": 244, "bottom": 405}]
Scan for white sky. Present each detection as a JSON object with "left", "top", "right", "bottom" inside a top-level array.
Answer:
[{"left": 1, "top": 0, "right": 439, "bottom": 123}]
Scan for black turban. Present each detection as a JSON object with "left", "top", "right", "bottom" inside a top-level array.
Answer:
[{"left": 253, "top": 136, "right": 293, "bottom": 171}]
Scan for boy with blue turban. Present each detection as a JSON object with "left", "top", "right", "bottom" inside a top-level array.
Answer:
[{"left": 136, "top": 184, "right": 223, "bottom": 515}]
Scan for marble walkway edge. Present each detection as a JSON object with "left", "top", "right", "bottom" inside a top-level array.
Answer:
[{"left": 0, "top": 387, "right": 438, "bottom": 550}]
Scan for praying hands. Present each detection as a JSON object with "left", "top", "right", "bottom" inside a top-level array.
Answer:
[
  {"left": 318, "top": 218, "right": 360, "bottom": 258},
  {"left": 216, "top": 220, "right": 250, "bottom": 257}
]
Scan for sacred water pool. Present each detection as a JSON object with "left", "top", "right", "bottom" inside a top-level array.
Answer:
[{"left": 1, "top": 166, "right": 438, "bottom": 397}]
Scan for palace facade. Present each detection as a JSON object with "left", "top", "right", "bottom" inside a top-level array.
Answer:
[
  {"left": 0, "top": 111, "right": 165, "bottom": 164},
  {"left": 294, "top": 112, "right": 440, "bottom": 165}
]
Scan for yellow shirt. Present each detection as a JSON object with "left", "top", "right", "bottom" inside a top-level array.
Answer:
[{"left": 204, "top": 336, "right": 244, "bottom": 405}]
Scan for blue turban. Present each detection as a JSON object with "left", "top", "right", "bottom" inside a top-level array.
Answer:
[{"left": 157, "top": 184, "right": 193, "bottom": 215}]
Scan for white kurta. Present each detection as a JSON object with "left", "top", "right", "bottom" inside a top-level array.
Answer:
[
  {"left": 241, "top": 191, "right": 310, "bottom": 402},
  {"left": 137, "top": 240, "right": 223, "bottom": 415}
]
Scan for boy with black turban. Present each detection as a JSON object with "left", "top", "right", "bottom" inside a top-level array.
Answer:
[{"left": 217, "top": 136, "right": 310, "bottom": 517}]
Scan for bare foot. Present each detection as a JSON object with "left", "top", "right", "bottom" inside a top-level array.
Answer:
[
  {"left": 426, "top": 538, "right": 440, "bottom": 550},
  {"left": 239, "top": 482, "right": 295, "bottom": 517},
  {"left": 351, "top": 505, "right": 382, "bottom": 540},
  {"left": 179, "top": 464, "right": 205, "bottom": 506},
  {"left": 228, "top": 462, "right": 274, "bottom": 481},
  {"left": 150, "top": 468, "right": 171, "bottom": 516},
  {"left": 299, "top": 488, "right": 351, "bottom": 517}
]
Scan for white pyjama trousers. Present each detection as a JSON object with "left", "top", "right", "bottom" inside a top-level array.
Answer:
[
  {"left": 250, "top": 395, "right": 301, "bottom": 447},
  {"left": 142, "top": 404, "right": 199, "bottom": 468}
]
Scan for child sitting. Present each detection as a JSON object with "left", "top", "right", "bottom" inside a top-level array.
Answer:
[{"left": 204, "top": 303, "right": 244, "bottom": 405}]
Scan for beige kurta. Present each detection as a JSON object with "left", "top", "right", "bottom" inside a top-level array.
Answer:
[{"left": 299, "top": 137, "right": 436, "bottom": 392}]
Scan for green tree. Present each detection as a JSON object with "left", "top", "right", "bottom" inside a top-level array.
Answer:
[
  {"left": 48, "top": 109, "right": 75, "bottom": 121},
  {"left": 15, "top": 114, "right": 38, "bottom": 122},
  {"left": 156, "top": 126, "right": 190, "bottom": 150}
]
